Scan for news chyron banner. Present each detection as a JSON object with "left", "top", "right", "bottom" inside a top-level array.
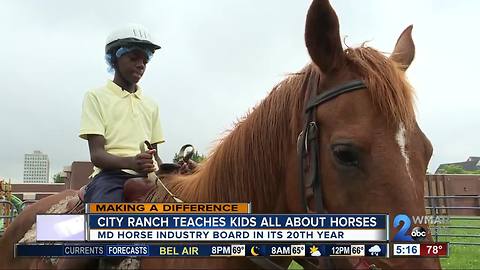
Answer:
[
  {"left": 20, "top": 204, "right": 453, "bottom": 258},
  {"left": 35, "top": 203, "right": 387, "bottom": 243}
]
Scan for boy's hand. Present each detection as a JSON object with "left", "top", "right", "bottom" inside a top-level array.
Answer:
[
  {"left": 179, "top": 160, "right": 198, "bottom": 174},
  {"left": 131, "top": 149, "right": 156, "bottom": 174}
]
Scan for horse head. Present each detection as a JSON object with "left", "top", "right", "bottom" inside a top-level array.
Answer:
[{"left": 282, "top": 0, "right": 440, "bottom": 269}]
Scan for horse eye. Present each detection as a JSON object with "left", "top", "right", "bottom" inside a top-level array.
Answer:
[{"left": 331, "top": 144, "right": 359, "bottom": 167}]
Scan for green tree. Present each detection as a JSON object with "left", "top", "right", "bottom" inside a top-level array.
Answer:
[
  {"left": 191, "top": 151, "right": 207, "bottom": 163},
  {"left": 173, "top": 151, "right": 207, "bottom": 163},
  {"left": 53, "top": 173, "right": 64, "bottom": 183},
  {"left": 437, "top": 165, "right": 480, "bottom": 174}
]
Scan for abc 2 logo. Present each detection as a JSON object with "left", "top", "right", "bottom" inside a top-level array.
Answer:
[{"left": 393, "top": 214, "right": 428, "bottom": 241}]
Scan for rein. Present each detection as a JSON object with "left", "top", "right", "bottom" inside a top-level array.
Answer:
[{"left": 140, "top": 141, "right": 183, "bottom": 203}]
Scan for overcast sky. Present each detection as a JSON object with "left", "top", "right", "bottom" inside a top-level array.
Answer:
[{"left": 1, "top": 0, "right": 478, "bottom": 183}]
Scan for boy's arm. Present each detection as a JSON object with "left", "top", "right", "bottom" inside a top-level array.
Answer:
[{"left": 88, "top": 134, "right": 155, "bottom": 174}]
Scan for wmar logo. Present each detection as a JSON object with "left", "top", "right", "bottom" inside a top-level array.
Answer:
[{"left": 393, "top": 214, "right": 427, "bottom": 241}]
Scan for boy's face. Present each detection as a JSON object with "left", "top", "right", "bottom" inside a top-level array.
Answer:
[{"left": 116, "top": 49, "right": 149, "bottom": 84}]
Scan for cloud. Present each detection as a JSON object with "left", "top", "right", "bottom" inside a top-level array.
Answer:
[{"left": 368, "top": 245, "right": 381, "bottom": 254}]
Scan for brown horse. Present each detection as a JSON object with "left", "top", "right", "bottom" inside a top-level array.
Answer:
[
  {"left": 0, "top": 190, "right": 78, "bottom": 269},
  {"left": 0, "top": 0, "right": 440, "bottom": 269}
]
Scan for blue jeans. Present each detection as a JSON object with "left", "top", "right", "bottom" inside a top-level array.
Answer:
[{"left": 84, "top": 170, "right": 136, "bottom": 203}]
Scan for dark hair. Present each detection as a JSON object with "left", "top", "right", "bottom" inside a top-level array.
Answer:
[{"left": 105, "top": 51, "right": 118, "bottom": 72}]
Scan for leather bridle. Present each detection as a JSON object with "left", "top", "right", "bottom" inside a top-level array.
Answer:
[
  {"left": 295, "top": 69, "right": 380, "bottom": 270},
  {"left": 298, "top": 69, "right": 365, "bottom": 214},
  {"left": 251, "top": 69, "right": 379, "bottom": 269}
]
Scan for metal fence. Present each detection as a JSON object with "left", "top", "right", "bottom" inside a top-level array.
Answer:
[
  {"left": 426, "top": 196, "right": 480, "bottom": 246},
  {"left": 425, "top": 174, "right": 480, "bottom": 246},
  {"left": 0, "top": 199, "right": 17, "bottom": 237}
]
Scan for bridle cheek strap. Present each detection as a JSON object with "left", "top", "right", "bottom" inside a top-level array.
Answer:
[
  {"left": 298, "top": 69, "right": 366, "bottom": 213},
  {"left": 297, "top": 70, "right": 369, "bottom": 269}
]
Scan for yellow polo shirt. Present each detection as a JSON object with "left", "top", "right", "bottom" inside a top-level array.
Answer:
[{"left": 79, "top": 80, "right": 164, "bottom": 177}]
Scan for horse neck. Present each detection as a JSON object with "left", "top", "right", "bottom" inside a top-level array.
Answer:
[{"left": 169, "top": 78, "right": 305, "bottom": 212}]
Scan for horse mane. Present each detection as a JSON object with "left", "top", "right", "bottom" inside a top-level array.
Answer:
[
  {"left": 160, "top": 46, "right": 416, "bottom": 208},
  {"left": 345, "top": 45, "right": 416, "bottom": 130},
  {"left": 165, "top": 66, "right": 311, "bottom": 209}
]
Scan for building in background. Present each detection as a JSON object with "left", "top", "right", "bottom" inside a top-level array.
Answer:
[
  {"left": 435, "top": 156, "right": 480, "bottom": 174},
  {"left": 12, "top": 161, "right": 92, "bottom": 201},
  {"left": 23, "top": 151, "right": 50, "bottom": 183}
]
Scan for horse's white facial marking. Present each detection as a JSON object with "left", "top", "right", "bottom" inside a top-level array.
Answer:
[{"left": 396, "top": 122, "right": 413, "bottom": 183}]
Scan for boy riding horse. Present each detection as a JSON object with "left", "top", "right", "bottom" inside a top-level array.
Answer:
[{"left": 80, "top": 23, "right": 164, "bottom": 203}]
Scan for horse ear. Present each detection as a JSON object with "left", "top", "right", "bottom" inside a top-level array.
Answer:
[
  {"left": 305, "top": 0, "right": 345, "bottom": 74},
  {"left": 390, "top": 25, "right": 415, "bottom": 71}
]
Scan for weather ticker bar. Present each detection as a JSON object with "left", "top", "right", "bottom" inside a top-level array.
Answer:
[{"left": 16, "top": 243, "right": 389, "bottom": 258}]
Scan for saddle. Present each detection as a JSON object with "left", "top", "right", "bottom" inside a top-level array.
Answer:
[
  {"left": 75, "top": 144, "right": 196, "bottom": 204},
  {"left": 70, "top": 166, "right": 185, "bottom": 213},
  {"left": 73, "top": 163, "right": 183, "bottom": 204},
  {"left": 123, "top": 143, "right": 196, "bottom": 203}
]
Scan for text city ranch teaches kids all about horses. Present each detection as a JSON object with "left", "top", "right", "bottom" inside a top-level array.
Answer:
[{"left": 1, "top": 0, "right": 478, "bottom": 270}]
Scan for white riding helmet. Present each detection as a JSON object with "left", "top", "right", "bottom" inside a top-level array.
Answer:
[{"left": 105, "top": 23, "right": 161, "bottom": 54}]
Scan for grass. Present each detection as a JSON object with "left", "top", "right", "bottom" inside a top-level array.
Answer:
[
  {"left": 287, "top": 217, "right": 480, "bottom": 269},
  {"left": 436, "top": 217, "right": 480, "bottom": 269}
]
